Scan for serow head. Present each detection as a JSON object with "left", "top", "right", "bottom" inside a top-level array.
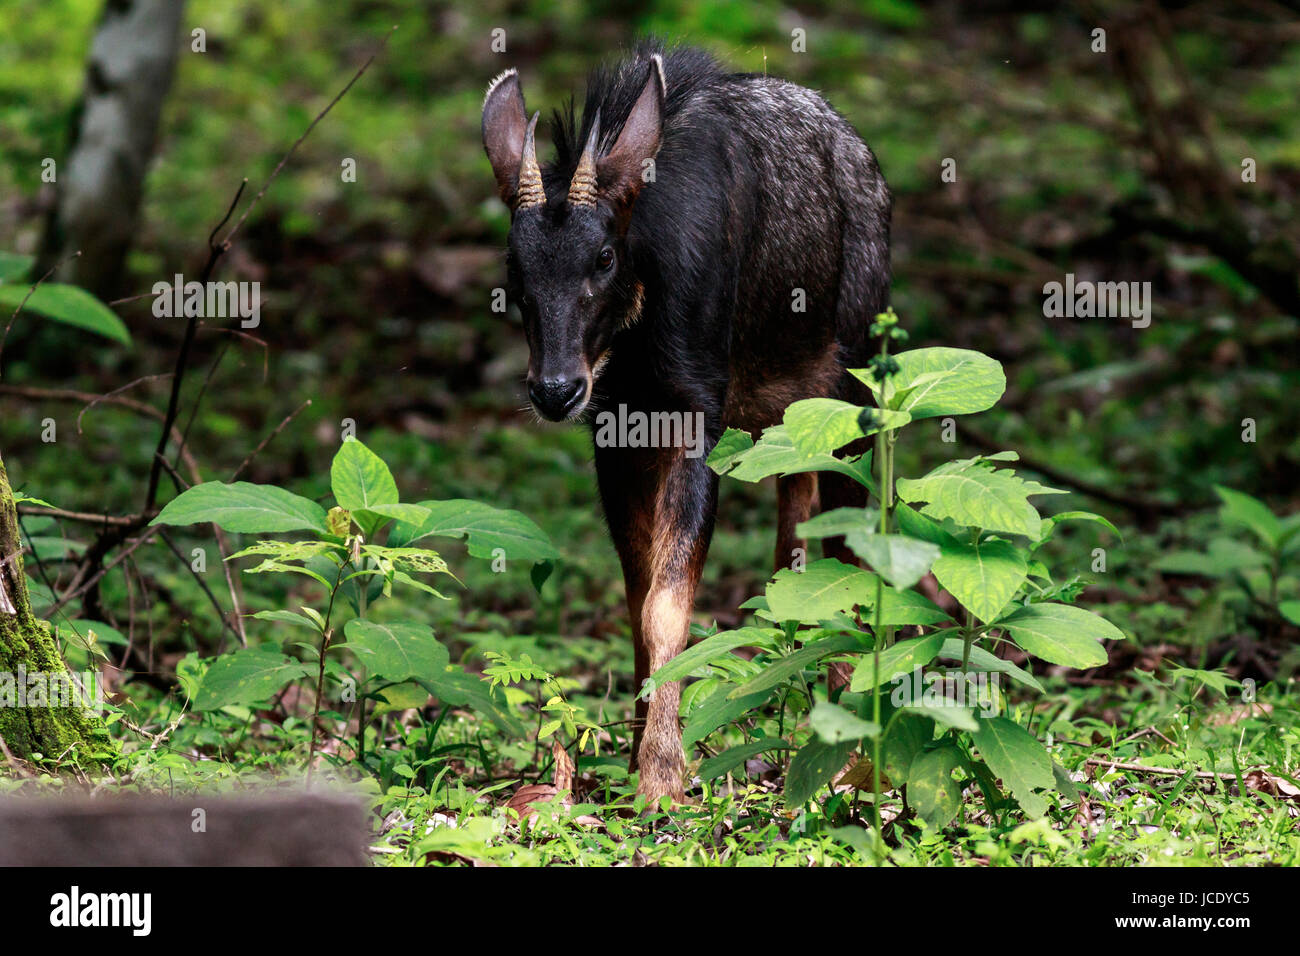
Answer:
[{"left": 482, "top": 58, "right": 665, "bottom": 421}]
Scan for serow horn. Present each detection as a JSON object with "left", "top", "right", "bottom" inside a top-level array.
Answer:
[
  {"left": 516, "top": 112, "right": 546, "bottom": 210},
  {"left": 568, "top": 110, "right": 601, "bottom": 207}
]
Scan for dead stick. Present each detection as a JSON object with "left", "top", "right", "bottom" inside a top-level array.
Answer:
[{"left": 1085, "top": 757, "right": 1241, "bottom": 781}]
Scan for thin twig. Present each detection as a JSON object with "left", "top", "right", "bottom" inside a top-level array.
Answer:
[
  {"left": 1085, "top": 757, "right": 1241, "bottom": 781},
  {"left": 0, "top": 734, "right": 34, "bottom": 778},
  {"left": 140, "top": 182, "right": 245, "bottom": 517},
  {"left": 156, "top": 530, "right": 241, "bottom": 645},
  {"left": 171, "top": 341, "right": 230, "bottom": 475},
  {"left": 16, "top": 506, "right": 140, "bottom": 527},
  {"left": 77, "top": 374, "right": 172, "bottom": 434},
  {"left": 45, "top": 527, "right": 161, "bottom": 618},
  {"left": 221, "top": 27, "right": 396, "bottom": 249},
  {"left": 231, "top": 399, "right": 312, "bottom": 481}
]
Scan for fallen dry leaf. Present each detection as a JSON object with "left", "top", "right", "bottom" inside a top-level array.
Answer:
[
  {"left": 552, "top": 739, "right": 575, "bottom": 792},
  {"left": 834, "top": 754, "right": 893, "bottom": 792},
  {"left": 1243, "top": 769, "right": 1300, "bottom": 803},
  {"left": 502, "top": 742, "right": 601, "bottom": 826}
]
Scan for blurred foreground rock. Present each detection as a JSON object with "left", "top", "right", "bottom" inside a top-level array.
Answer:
[{"left": 0, "top": 791, "right": 367, "bottom": 866}]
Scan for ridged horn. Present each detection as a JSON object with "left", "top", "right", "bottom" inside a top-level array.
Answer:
[
  {"left": 515, "top": 112, "right": 545, "bottom": 210},
  {"left": 568, "top": 110, "right": 601, "bottom": 206}
]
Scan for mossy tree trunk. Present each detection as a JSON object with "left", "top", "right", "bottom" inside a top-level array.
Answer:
[{"left": 0, "top": 452, "right": 109, "bottom": 765}]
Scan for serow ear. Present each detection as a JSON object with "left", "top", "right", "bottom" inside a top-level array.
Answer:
[
  {"left": 482, "top": 69, "right": 529, "bottom": 205},
  {"left": 599, "top": 56, "right": 666, "bottom": 208}
]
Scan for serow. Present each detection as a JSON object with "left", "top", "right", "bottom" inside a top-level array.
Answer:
[{"left": 482, "top": 41, "right": 891, "bottom": 804}]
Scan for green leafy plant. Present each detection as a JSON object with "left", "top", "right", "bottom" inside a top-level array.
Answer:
[
  {"left": 1155, "top": 485, "right": 1300, "bottom": 633},
  {"left": 483, "top": 650, "right": 603, "bottom": 757},
  {"left": 661, "top": 309, "right": 1125, "bottom": 855},
  {"left": 150, "top": 437, "right": 556, "bottom": 777}
]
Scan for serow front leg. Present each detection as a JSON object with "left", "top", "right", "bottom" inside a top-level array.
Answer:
[{"left": 605, "top": 443, "right": 718, "bottom": 807}]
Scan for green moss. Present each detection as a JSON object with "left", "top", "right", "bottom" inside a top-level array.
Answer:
[{"left": 0, "top": 455, "right": 114, "bottom": 768}]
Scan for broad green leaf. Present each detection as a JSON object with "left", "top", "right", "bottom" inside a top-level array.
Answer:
[
  {"left": 845, "top": 531, "right": 940, "bottom": 590},
  {"left": 765, "top": 559, "right": 876, "bottom": 623},
  {"left": 705, "top": 427, "right": 754, "bottom": 475},
  {"left": 785, "top": 739, "right": 856, "bottom": 806},
  {"left": 907, "top": 743, "right": 964, "bottom": 828},
  {"left": 1167, "top": 666, "right": 1240, "bottom": 697},
  {"left": 904, "top": 701, "right": 979, "bottom": 732},
  {"left": 356, "top": 503, "right": 431, "bottom": 529},
  {"left": 151, "top": 481, "right": 328, "bottom": 534},
  {"left": 895, "top": 501, "right": 958, "bottom": 547},
  {"left": 390, "top": 499, "right": 557, "bottom": 563},
  {"left": 58, "top": 620, "right": 126, "bottom": 660},
  {"left": 698, "top": 738, "right": 796, "bottom": 780},
  {"left": 932, "top": 537, "right": 1026, "bottom": 623},
  {"left": 729, "top": 631, "right": 865, "bottom": 699},
  {"left": 1214, "top": 485, "right": 1280, "bottom": 550},
  {"left": 865, "top": 347, "right": 1005, "bottom": 420},
  {"left": 1052, "top": 759, "right": 1082, "bottom": 804},
  {"left": 809, "top": 700, "right": 880, "bottom": 744},
  {"left": 883, "top": 711, "right": 934, "bottom": 783},
  {"left": 996, "top": 602, "right": 1120, "bottom": 668},
  {"left": 645, "top": 627, "right": 778, "bottom": 694},
  {"left": 194, "top": 647, "right": 312, "bottom": 710},
  {"left": 0, "top": 252, "right": 34, "bottom": 281},
  {"left": 825, "top": 826, "right": 877, "bottom": 858},
  {"left": 0, "top": 281, "right": 131, "bottom": 345},
  {"left": 796, "top": 507, "right": 878, "bottom": 540},
  {"left": 1038, "top": 510, "right": 1122, "bottom": 544},
  {"left": 416, "top": 669, "right": 523, "bottom": 736},
  {"left": 682, "top": 685, "right": 774, "bottom": 749},
  {"left": 360, "top": 545, "right": 451, "bottom": 577},
  {"left": 344, "top": 619, "right": 448, "bottom": 682},
  {"left": 228, "top": 540, "right": 343, "bottom": 562},
  {"left": 252, "top": 609, "right": 321, "bottom": 633},
  {"left": 850, "top": 633, "right": 946, "bottom": 692},
  {"left": 784, "top": 398, "right": 909, "bottom": 457},
  {"left": 717, "top": 424, "right": 874, "bottom": 487},
  {"left": 24, "top": 535, "right": 84, "bottom": 561},
  {"left": 936, "top": 637, "right": 1044, "bottom": 693},
  {"left": 413, "top": 816, "right": 499, "bottom": 860},
  {"left": 242, "top": 560, "right": 332, "bottom": 588},
  {"left": 1281, "top": 514, "right": 1300, "bottom": 554},
  {"left": 897, "top": 461, "right": 1040, "bottom": 538},
  {"left": 972, "top": 717, "right": 1052, "bottom": 818},
  {"left": 331, "top": 440, "right": 398, "bottom": 534},
  {"left": 63, "top": 620, "right": 127, "bottom": 646},
  {"left": 1280, "top": 601, "right": 1300, "bottom": 627},
  {"left": 372, "top": 681, "right": 431, "bottom": 715},
  {"left": 874, "top": 587, "right": 953, "bottom": 627}
]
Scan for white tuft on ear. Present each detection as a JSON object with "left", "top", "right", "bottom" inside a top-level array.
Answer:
[
  {"left": 483, "top": 68, "right": 518, "bottom": 107},
  {"left": 649, "top": 54, "right": 667, "bottom": 100}
]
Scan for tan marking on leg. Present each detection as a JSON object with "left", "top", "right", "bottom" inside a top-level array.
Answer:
[
  {"left": 637, "top": 578, "right": 690, "bottom": 804},
  {"left": 775, "top": 472, "right": 818, "bottom": 573}
]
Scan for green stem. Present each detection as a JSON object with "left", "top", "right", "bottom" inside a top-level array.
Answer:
[
  {"left": 306, "top": 559, "right": 348, "bottom": 781},
  {"left": 961, "top": 607, "right": 975, "bottom": 672},
  {"left": 868, "top": 326, "right": 898, "bottom": 865}
]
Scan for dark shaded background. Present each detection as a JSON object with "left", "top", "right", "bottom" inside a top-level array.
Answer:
[{"left": 2, "top": 0, "right": 1297, "bottom": 667}]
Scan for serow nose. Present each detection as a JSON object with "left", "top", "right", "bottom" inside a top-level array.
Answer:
[{"left": 528, "top": 375, "right": 587, "bottom": 421}]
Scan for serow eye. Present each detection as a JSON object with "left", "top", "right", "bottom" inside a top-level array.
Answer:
[{"left": 596, "top": 247, "right": 615, "bottom": 272}]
